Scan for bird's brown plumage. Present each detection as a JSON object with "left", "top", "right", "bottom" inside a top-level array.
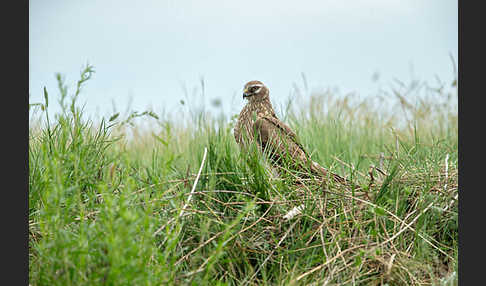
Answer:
[{"left": 234, "top": 80, "right": 348, "bottom": 185}]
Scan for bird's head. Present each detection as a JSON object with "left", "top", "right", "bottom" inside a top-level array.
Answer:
[{"left": 242, "top": 80, "right": 269, "bottom": 102}]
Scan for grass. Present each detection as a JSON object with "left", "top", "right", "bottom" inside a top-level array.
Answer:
[{"left": 29, "top": 64, "right": 457, "bottom": 285}]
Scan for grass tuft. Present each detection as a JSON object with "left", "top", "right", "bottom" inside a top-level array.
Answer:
[{"left": 29, "top": 64, "right": 457, "bottom": 285}]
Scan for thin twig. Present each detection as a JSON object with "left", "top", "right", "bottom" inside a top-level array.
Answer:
[
  {"left": 295, "top": 244, "right": 369, "bottom": 281},
  {"left": 443, "top": 153, "right": 449, "bottom": 191},
  {"left": 179, "top": 203, "right": 275, "bottom": 271},
  {"left": 324, "top": 191, "right": 453, "bottom": 259},
  {"left": 245, "top": 219, "right": 299, "bottom": 285},
  {"left": 376, "top": 201, "right": 434, "bottom": 248},
  {"left": 153, "top": 147, "right": 208, "bottom": 236},
  {"left": 332, "top": 155, "right": 367, "bottom": 179},
  {"left": 179, "top": 147, "right": 208, "bottom": 219}
]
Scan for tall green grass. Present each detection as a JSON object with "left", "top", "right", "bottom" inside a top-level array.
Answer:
[{"left": 29, "top": 64, "right": 457, "bottom": 285}]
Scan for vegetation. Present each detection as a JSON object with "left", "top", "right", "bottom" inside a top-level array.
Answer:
[{"left": 29, "top": 64, "right": 458, "bottom": 285}]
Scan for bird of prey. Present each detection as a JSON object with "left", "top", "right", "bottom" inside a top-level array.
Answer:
[{"left": 234, "top": 80, "right": 348, "bottom": 186}]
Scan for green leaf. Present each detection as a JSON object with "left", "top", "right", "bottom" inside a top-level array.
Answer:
[
  {"left": 109, "top": 113, "right": 120, "bottom": 122},
  {"left": 43, "top": 86, "right": 49, "bottom": 107},
  {"left": 153, "top": 133, "right": 169, "bottom": 147},
  {"left": 374, "top": 206, "right": 386, "bottom": 217},
  {"left": 354, "top": 251, "right": 363, "bottom": 267}
]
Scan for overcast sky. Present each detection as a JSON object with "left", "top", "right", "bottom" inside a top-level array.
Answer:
[{"left": 29, "top": 0, "right": 457, "bottom": 118}]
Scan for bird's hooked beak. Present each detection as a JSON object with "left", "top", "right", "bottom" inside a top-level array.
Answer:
[{"left": 243, "top": 87, "right": 250, "bottom": 99}]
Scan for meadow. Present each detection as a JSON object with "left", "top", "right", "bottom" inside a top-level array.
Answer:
[{"left": 29, "top": 64, "right": 458, "bottom": 285}]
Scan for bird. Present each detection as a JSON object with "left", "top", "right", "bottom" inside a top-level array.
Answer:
[{"left": 234, "top": 80, "right": 349, "bottom": 186}]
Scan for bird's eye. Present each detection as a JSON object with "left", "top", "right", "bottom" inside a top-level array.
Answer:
[{"left": 250, "top": 86, "right": 258, "bottom": 92}]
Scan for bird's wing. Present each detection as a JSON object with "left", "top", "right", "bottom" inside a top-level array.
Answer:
[
  {"left": 254, "top": 116, "right": 352, "bottom": 186},
  {"left": 254, "top": 116, "right": 309, "bottom": 166},
  {"left": 260, "top": 116, "right": 308, "bottom": 154}
]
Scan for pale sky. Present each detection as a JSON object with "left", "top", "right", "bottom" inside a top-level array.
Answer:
[{"left": 29, "top": 0, "right": 458, "bottom": 118}]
